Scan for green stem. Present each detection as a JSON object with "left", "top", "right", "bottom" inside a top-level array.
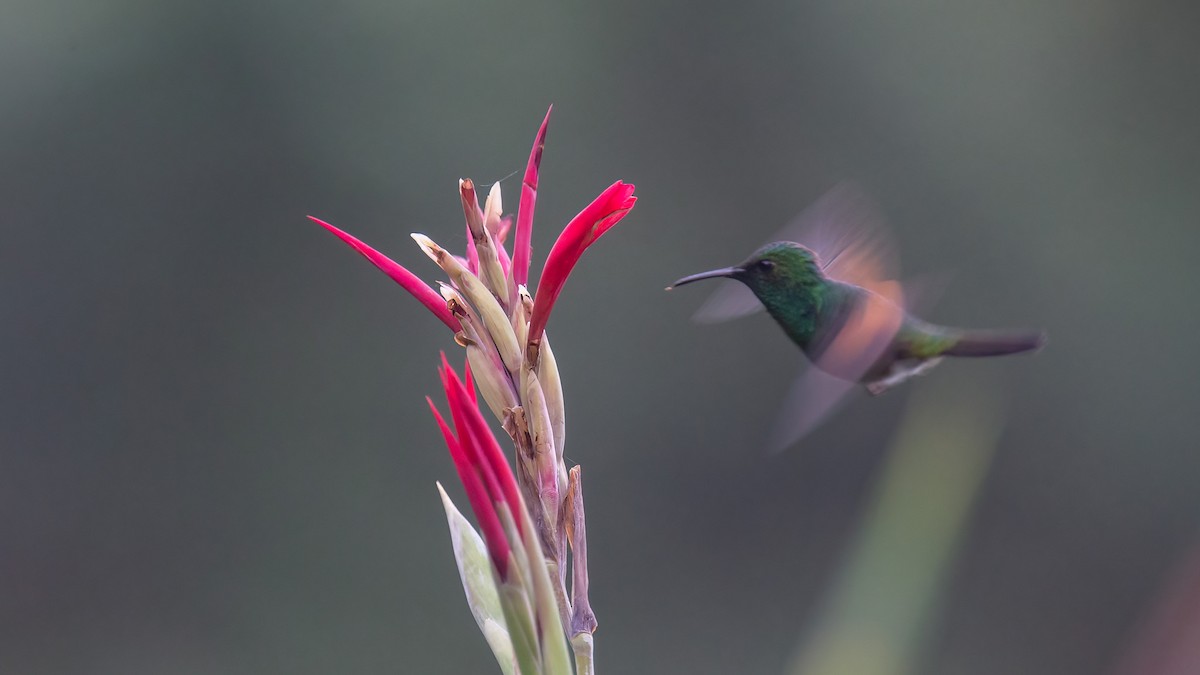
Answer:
[{"left": 570, "top": 633, "right": 594, "bottom": 675}]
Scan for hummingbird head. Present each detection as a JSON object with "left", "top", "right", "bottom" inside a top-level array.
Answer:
[{"left": 669, "top": 241, "right": 825, "bottom": 297}]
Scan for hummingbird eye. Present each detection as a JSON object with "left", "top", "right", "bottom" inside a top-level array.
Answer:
[{"left": 757, "top": 259, "right": 776, "bottom": 272}]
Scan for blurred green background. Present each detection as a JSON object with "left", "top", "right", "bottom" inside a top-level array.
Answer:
[{"left": 3, "top": 1, "right": 1198, "bottom": 673}]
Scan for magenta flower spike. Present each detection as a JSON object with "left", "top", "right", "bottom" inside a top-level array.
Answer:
[
  {"left": 309, "top": 215, "right": 462, "bottom": 333},
  {"left": 512, "top": 106, "right": 552, "bottom": 287},
  {"left": 527, "top": 181, "right": 638, "bottom": 348},
  {"left": 313, "top": 110, "right": 635, "bottom": 675}
]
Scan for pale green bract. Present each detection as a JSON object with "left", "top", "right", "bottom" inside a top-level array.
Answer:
[{"left": 437, "top": 482, "right": 516, "bottom": 675}]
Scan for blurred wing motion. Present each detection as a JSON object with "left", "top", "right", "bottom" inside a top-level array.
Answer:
[
  {"left": 767, "top": 365, "right": 859, "bottom": 453},
  {"left": 692, "top": 182, "right": 900, "bottom": 323},
  {"left": 692, "top": 280, "right": 762, "bottom": 323},
  {"left": 799, "top": 182, "right": 898, "bottom": 292},
  {"left": 769, "top": 280, "right": 906, "bottom": 452}
]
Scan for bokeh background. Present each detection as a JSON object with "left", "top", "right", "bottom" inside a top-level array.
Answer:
[{"left": 4, "top": 1, "right": 1198, "bottom": 673}]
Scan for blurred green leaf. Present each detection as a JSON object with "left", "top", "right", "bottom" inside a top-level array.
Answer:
[{"left": 788, "top": 374, "right": 1003, "bottom": 675}]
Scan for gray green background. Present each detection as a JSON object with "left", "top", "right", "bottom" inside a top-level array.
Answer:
[{"left": 3, "top": 1, "right": 1198, "bottom": 673}]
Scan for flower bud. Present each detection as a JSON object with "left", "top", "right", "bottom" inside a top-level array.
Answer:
[
  {"left": 484, "top": 181, "right": 504, "bottom": 236},
  {"left": 521, "top": 366, "right": 560, "bottom": 532},
  {"left": 439, "top": 285, "right": 520, "bottom": 420},
  {"left": 466, "top": 344, "right": 518, "bottom": 421},
  {"left": 536, "top": 334, "right": 566, "bottom": 462},
  {"left": 461, "top": 179, "right": 511, "bottom": 304},
  {"left": 510, "top": 285, "right": 532, "bottom": 352},
  {"left": 415, "top": 233, "right": 523, "bottom": 375}
]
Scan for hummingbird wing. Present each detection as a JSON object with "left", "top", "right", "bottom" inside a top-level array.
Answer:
[
  {"left": 801, "top": 184, "right": 908, "bottom": 397},
  {"left": 811, "top": 280, "right": 906, "bottom": 379},
  {"left": 691, "top": 280, "right": 762, "bottom": 323},
  {"left": 804, "top": 184, "right": 898, "bottom": 292},
  {"left": 768, "top": 281, "right": 907, "bottom": 452},
  {"left": 766, "top": 364, "right": 859, "bottom": 454},
  {"left": 691, "top": 182, "right": 899, "bottom": 323}
]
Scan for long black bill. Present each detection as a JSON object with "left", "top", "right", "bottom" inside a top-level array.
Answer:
[{"left": 666, "top": 266, "right": 741, "bottom": 290}]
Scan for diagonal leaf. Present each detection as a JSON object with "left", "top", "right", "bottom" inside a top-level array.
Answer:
[{"left": 437, "top": 483, "right": 516, "bottom": 675}]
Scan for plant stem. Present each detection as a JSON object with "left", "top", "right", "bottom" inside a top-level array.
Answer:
[
  {"left": 546, "top": 560, "right": 573, "bottom": 635},
  {"left": 570, "top": 633, "right": 595, "bottom": 675}
]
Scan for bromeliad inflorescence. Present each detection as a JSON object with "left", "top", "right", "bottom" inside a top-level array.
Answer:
[{"left": 310, "top": 107, "right": 635, "bottom": 675}]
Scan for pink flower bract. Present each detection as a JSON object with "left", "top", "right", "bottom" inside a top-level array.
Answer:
[
  {"left": 309, "top": 215, "right": 462, "bottom": 333},
  {"left": 512, "top": 106, "right": 552, "bottom": 288},
  {"left": 429, "top": 355, "right": 528, "bottom": 579},
  {"left": 527, "top": 181, "right": 637, "bottom": 345}
]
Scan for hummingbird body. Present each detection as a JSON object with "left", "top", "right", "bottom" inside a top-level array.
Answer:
[
  {"left": 672, "top": 241, "right": 1045, "bottom": 396},
  {"left": 668, "top": 184, "right": 1045, "bottom": 449}
]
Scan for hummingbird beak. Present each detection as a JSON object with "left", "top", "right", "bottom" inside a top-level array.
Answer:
[{"left": 666, "top": 266, "right": 741, "bottom": 290}]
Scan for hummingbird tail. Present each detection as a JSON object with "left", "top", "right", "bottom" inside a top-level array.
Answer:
[{"left": 943, "top": 329, "right": 1047, "bottom": 357}]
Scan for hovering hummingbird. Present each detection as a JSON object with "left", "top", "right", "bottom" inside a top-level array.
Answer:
[{"left": 668, "top": 184, "right": 1045, "bottom": 450}]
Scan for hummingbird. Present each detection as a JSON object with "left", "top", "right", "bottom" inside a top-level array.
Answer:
[{"left": 668, "top": 184, "right": 1045, "bottom": 449}]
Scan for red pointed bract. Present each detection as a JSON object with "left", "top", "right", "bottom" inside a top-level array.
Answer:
[
  {"left": 439, "top": 356, "right": 525, "bottom": 537},
  {"left": 431, "top": 354, "right": 528, "bottom": 580},
  {"left": 527, "top": 181, "right": 637, "bottom": 344},
  {"left": 309, "top": 216, "right": 461, "bottom": 333},
  {"left": 441, "top": 364, "right": 506, "bottom": 513},
  {"left": 427, "top": 394, "right": 511, "bottom": 579},
  {"left": 495, "top": 215, "right": 513, "bottom": 247},
  {"left": 461, "top": 358, "right": 477, "bottom": 404},
  {"left": 512, "top": 106, "right": 552, "bottom": 287}
]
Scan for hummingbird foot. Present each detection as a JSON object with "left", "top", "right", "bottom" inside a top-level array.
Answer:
[{"left": 864, "top": 357, "right": 944, "bottom": 396}]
